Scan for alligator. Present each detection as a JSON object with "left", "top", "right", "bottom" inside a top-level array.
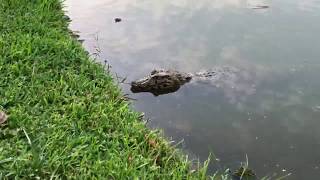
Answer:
[
  {"left": 131, "top": 69, "right": 192, "bottom": 96},
  {"left": 130, "top": 67, "right": 242, "bottom": 96}
]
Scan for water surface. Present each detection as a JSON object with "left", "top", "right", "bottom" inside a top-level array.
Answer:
[{"left": 65, "top": 0, "right": 320, "bottom": 179}]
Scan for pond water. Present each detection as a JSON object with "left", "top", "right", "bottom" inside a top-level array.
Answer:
[{"left": 65, "top": 0, "right": 320, "bottom": 179}]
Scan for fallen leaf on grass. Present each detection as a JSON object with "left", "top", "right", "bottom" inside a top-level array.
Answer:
[
  {"left": 0, "top": 111, "right": 8, "bottom": 125},
  {"left": 148, "top": 139, "right": 157, "bottom": 148}
]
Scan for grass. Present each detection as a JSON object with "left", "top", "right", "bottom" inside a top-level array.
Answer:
[{"left": 0, "top": 0, "right": 219, "bottom": 179}]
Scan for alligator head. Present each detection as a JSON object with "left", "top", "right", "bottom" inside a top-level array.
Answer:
[{"left": 131, "top": 69, "right": 192, "bottom": 96}]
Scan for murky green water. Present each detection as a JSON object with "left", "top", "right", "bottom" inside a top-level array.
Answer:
[{"left": 65, "top": 0, "right": 320, "bottom": 179}]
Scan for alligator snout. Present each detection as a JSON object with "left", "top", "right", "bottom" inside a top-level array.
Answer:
[{"left": 130, "top": 80, "right": 149, "bottom": 93}]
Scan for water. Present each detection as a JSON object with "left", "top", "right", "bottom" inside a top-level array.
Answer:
[{"left": 65, "top": 0, "right": 320, "bottom": 179}]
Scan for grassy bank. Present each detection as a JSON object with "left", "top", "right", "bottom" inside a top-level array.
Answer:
[{"left": 0, "top": 0, "right": 214, "bottom": 179}]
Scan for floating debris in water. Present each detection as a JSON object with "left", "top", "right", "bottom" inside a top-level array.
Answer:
[
  {"left": 78, "top": 39, "right": 85, "bottom": 44},
  {"left": 114, "top": 18, "right": 122, "bottom": 23},
  {"left": 233, "top": 166, "right": 257, "bottom": 180},
  {"left": 138, "top": 112, "right": 145, "bottom": 121},
  {"left": 251, "top": 5, "right": 270, "bottom": 9},
  {"left": 68, "top": 30, "right": 81, "bottom": 40},
  {"left": 0, "top": 111, "right": 8, "bottom": 125},
  {"left": 63, "top": 15, "right": 71, "bottom": 22}
]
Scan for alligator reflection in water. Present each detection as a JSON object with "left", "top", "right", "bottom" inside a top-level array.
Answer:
[{"left": 130, "top": 66, "right": 256, "bottom": 97}]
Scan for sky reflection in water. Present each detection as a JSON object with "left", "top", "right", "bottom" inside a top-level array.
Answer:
[{"left": 65, "top": 0, "right": 320, "bottom": 179}]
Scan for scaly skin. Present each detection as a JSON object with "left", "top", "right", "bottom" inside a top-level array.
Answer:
[
  {"left": 131, "top": 69, "right": 192, "bottom": 96},
  {"left": 130, "top": 67, "right": 241, "bottom": 96}
]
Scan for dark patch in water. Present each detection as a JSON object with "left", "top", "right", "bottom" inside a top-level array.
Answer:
[{"left": 114, "top": 18, "right": 122, "bottom": 23}]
